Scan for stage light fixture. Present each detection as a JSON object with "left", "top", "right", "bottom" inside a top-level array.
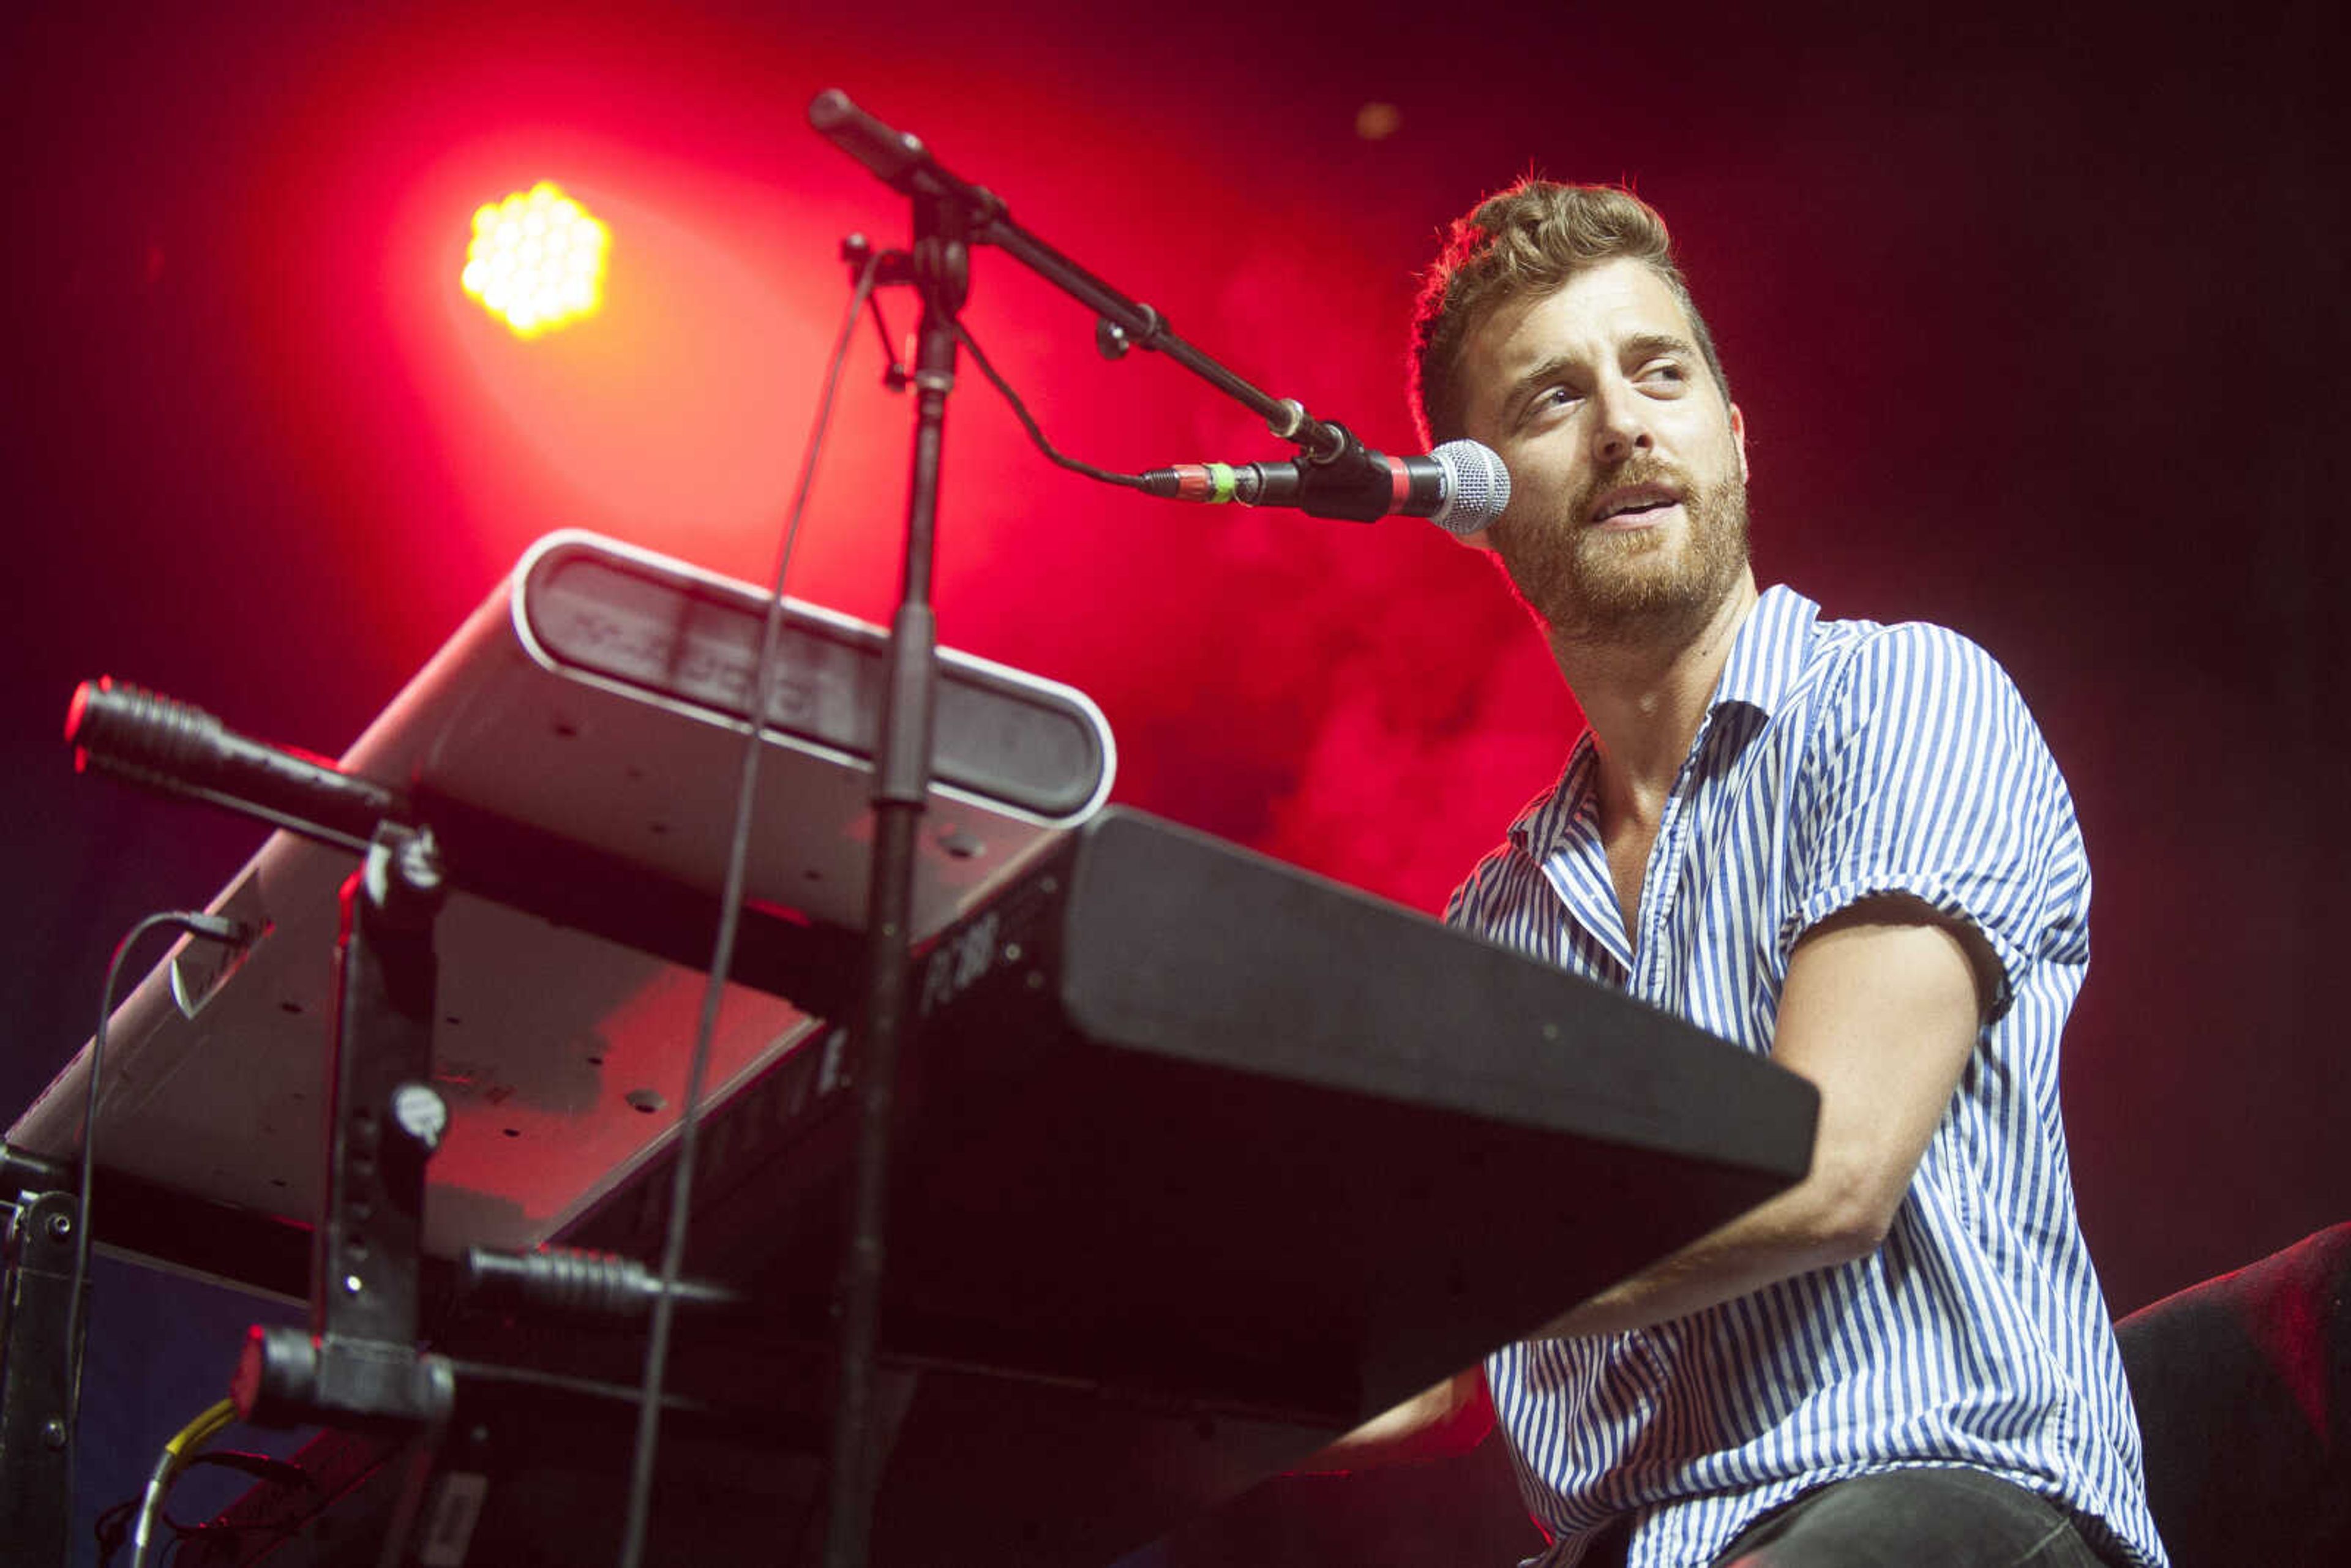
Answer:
[{"left": 461, "top": 181, "right": 609, "bottom": 338}]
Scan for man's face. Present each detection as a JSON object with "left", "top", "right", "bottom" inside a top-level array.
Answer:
[{"left": 1457, "top": 258, "right": 1751, "bottom": 645}]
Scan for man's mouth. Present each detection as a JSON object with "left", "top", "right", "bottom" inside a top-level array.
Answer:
[{"left": 1588, "top": 484, "right": 1684, "bottom": 528}]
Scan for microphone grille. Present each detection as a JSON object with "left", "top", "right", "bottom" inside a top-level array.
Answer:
[{"left": 1428, "top": 440, "right": 1510, "bottom": 536}]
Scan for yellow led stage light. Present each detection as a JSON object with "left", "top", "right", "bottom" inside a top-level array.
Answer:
[{"left": 461, "top": 181, "right": 609, "bottom": 338}]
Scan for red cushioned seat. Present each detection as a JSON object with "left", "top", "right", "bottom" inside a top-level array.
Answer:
[{"left": 2112, "top": 1224, "right": 2351, "bottom": 1568}]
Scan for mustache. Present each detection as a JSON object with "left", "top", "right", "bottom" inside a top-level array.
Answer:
[{"left": 1572, "top": 455, "right": 1694, "bottom": 523}]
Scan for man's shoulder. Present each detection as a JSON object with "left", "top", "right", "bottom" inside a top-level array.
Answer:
[
  {"left": 1731, "top": 587, "right": 2019, "bottom": 722},
  {"left": 1773, "top": 601, "right": 2080, "bottom": 868},
  {"left": 1793, "top": 598, "right": 2012, "bottom": 680},
  {"left": 1774, "top": 599, "right": 2033, "bottom": 733}
]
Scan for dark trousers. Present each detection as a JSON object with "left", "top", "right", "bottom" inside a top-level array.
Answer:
[{"left": 1588, "top": 1467, "right": 2120, "bottom": 1567}]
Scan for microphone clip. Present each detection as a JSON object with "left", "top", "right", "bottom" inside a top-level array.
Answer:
[{"left": 1288, "top": 424, "right": 1406, "bottom": 523}]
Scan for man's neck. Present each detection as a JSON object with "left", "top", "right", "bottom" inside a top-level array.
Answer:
[{"left": 1550, "top": 573, "right": 1760, "bottom": 828}]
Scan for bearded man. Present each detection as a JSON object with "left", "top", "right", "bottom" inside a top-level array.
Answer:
[{"left": 1321, "top": 182, "right": 2169, "bottom": 1568}]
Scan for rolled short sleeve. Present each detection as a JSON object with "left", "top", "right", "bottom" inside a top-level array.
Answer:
[{"left": 1782, "top": 625, "right": 2088, "bottom": 1021}]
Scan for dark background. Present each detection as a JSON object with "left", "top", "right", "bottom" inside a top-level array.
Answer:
[{"left": 5, "top": 1, "right": 2344, "bottom": 1561}]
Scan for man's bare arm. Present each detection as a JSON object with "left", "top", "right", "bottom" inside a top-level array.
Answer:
[
  {"left": 1539, "top": 896, "right": 1988, "bottom": 1338},
  {"left": 1295, "top": 896, "right": 1985, "bottom": 1471}
]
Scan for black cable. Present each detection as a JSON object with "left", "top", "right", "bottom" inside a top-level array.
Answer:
[
  {"left": 95, "top": 1496, "right": 135, "bottom": 1566},
  {"left": 70, "top": 910, "right": 251, "bottom": 1542},
  {"left": 613, "top": 245, "right": 885, "bottom": 1568},
  {"left": 865, "top": 290, "right": 904, "bottom": 383},
  {"left": 952, "top": 320, "right": 1152, "bottom": 491},
  {"left": 92, "top": 1452, "right": 313, "bottom": 1567},
  {"left": 176, "top": 1448, "right": 315, "bottom": 1487}
]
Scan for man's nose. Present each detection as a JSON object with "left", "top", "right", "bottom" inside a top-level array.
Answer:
[{"left": 1590, "top": 381, "right": 1654, "bottom": 464}]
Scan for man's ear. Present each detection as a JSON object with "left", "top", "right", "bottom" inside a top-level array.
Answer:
[{"left": 1731, "top": 402, "right": 1750, "bottom": 484}]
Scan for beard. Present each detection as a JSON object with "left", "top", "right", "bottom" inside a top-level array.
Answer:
[{"left": 1488, "top": 454, "right": 1751, "bottom": 648}]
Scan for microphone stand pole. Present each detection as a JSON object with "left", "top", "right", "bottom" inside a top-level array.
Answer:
[
  {"left": 806, "top": 88, "right": 1373, "bottom": 1567},
  {"left": 821, "top": 190, "right": 964, "bottom": 1568}
]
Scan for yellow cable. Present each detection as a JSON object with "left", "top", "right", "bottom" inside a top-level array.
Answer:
[
  {"left": 130, "top": 1397, "right": 240, "bottom": 1568},
  {"left": 163, "top": 1397, "right": 238, "bottom": 1461}
]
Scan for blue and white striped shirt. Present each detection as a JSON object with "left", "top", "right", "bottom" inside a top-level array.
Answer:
[{"left": 1447, "top": 587, "right": 2165, "bottom": 1568}]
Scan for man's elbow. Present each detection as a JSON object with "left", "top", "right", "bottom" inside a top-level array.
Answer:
[{"left": 1798, "top": 1163, "right": 1903, "bottom": 1267}]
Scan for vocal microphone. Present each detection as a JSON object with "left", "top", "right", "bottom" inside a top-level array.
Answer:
[{"left": 1140, "top": 437, "right": 1509, "bottom": 533}]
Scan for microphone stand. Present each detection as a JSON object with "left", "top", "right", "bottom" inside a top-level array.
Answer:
[
  {"left": 806, "top": 88, "right": 1369, "bottom": 1568},
  {"left": 818, "top": 186, "right": 963, "bottom": 1568}
]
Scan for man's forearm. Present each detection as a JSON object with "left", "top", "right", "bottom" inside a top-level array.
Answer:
[
  {"left": 1535, "top": 1177, "right": 1879, "bottom": 1338},
  {"left": 1543, "top": 906, "right": 1984, "bottom": 1340}
]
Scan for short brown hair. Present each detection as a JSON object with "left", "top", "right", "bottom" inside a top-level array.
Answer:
[{"left": 1409, "top": 181, "right": 1730, "bottom": 447}]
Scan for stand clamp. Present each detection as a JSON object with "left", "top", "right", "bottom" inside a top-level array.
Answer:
[{"left": 234, "top": 824, "right": 455, "bottom": 1436}]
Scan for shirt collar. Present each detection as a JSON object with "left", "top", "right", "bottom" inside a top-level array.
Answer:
[
  {"left": 1708, "top": 582, "right": 1820, "bottom": 722},
  {"left": 1504, "top": 583, "right": 1821, "bottom": 855}
]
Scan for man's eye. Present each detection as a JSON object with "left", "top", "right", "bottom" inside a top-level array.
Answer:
[{"left": 1641, "top": 361, "right": 1689, "bottom": 386}]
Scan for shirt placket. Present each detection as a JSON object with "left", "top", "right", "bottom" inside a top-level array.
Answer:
[
  {"left": 1539, "top": 794, "right": 1635, "bottom": 985},
  {"left": 1627, "top": 719, "right": 1717, "bottom": 1005}
]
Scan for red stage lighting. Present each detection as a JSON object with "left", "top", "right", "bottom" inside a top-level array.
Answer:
[{"left": 460, "top": 180, "right": 609, "bottom": 337}]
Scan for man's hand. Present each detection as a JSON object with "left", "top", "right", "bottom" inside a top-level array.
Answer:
[{"left": 1292, "top": 1364, "right": 1496, "bottom": 1474}]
